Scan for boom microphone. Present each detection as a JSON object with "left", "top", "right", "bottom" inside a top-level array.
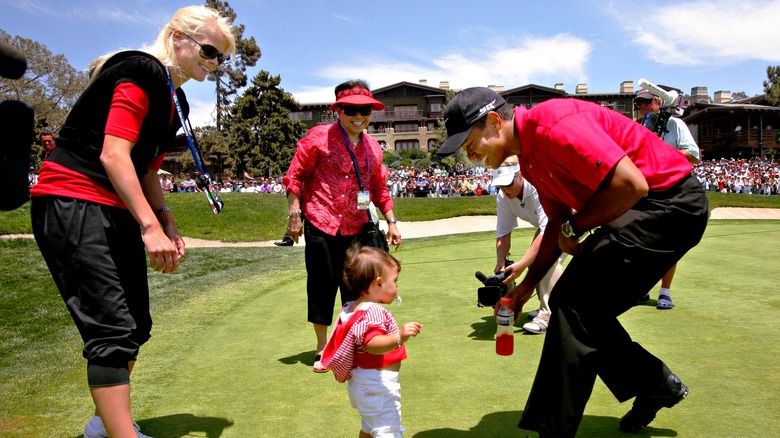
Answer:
[
  {"left": 475, "top": 271, "right": 489, "bottom": 283},
  {"left": 0, "top": 41, "right": 27, "bottom": 79}
]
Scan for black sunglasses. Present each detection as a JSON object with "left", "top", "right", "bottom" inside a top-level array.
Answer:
[
  {"left": 184, "top": 33, "right": 226, "bottom": 65},
  {"left": 634, "top": 97, "right": 654, "bottom": 107},
  {"left": 341, "top": 105, "right": 372, "bottom": 117}
]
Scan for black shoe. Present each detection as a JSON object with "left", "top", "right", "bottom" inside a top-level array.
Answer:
[
  {"left": 274, "top": 235, "right": 294, "bottom": 247},
  {"left": 619, "top": 373, "right": 688, "bottom": 433}
]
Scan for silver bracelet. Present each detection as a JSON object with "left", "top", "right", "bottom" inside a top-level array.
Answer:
[
  {"left": 288, "top": 209, "right": 302, "bottom": 218},
  {"left": 395, "top": 332, "right": 402, "bottom": 349}
]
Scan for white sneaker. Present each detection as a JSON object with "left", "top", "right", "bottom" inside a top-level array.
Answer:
[
  {"left": 83, "top": 416, "right": 108, "bottom": 438},
  {"left": 83, "top": 415, "right": 151, "bottom": 438},
  {"left": 522, "top": 312, "right": 550, "bottom": 334}
]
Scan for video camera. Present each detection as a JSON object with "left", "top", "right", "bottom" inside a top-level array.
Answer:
[
  {"left": 475, "top": 260, "right": 516, "bottom": 308},
  {"left": 0, "top": 40, "right": 34, "bottom": 211},
  {"left": 636, "top": 78, "right": 685, "bottom": 138}
]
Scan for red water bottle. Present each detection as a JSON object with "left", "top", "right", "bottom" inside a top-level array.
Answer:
[{"left": 496, "top": 297, "right": 514, "bottom": 356}]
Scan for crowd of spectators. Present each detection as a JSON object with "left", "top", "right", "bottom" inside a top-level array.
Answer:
[
  {"left": 693, "top": 157, "right": 780, "bottom": 195},
  {"left": 111, "top": 157, "right": 771, "bottom": 198},
  {"left": 384, "top": 163, "right": 498, "bottom": 198}
]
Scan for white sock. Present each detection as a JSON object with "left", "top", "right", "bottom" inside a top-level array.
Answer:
[{"left": 659, "top": 287, "right": 671, "bottom": 297}]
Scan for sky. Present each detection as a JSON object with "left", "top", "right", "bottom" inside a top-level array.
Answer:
[{"left": 3, "top": 0, "right": 780, "bottom": 127}]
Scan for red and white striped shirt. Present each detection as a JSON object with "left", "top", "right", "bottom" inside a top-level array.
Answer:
[{"left": 321, "top": 302, "right": 407, "bottom": 382}]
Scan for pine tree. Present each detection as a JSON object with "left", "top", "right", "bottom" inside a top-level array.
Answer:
[
  {"left": 227, "top": 70, "right": 307, "bottom": 177},
  {"left": 763, "top": 65, "right": 780, "bottom": 106},
  {"left": 204, "top": 0, "right": 262, "bottom": 130}
]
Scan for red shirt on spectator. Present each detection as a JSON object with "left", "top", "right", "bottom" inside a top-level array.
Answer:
[{"left": 284, "top": 123, "right": 393, "bottom": 236}]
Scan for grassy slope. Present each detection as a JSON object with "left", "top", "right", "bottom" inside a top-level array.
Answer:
[{"left": 2, "top": 191, "right": 779, "bottom": 240}]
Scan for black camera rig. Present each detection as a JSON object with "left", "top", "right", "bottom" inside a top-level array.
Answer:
[
  {"left": 636, "top": 77, "right": 685, "bottom": 139},
  {"left": 474, "top": 260, "right": 516, "bottom": 308}
]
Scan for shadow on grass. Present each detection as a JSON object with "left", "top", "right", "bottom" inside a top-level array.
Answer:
[
  {"left": 279, "top": 349, "right": 318, "bottom": 366},
  {"left": 469, "top": 313, "right": 537, "bottom": 341},
  {"left": 413, "top": 410, "right": 679, "bottom": 437},
  {"left": 132, "top": 414, "right": 234, "bottom": 438},
  {"left": 468, "top": 315, "right": 496, "bottom": 341}
]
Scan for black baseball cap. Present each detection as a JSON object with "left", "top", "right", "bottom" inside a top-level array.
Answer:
[{"left": 437, "top": 87, "right": 506, "bottom": 156}]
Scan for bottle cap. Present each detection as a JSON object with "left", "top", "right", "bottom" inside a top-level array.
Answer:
[{"left": 499, "top": 297, "right": 513, "bottom": 306}]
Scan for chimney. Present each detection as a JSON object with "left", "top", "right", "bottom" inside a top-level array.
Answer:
[
  {"left": 554, "top": 83, "right": 565, "bottom": 91},
  {"left": 439, "top": 81, "right": 450, "bottom": 90},
  {"left": 714, "top": 90, "right": 731, "bottom": 104},
  {"left": 620, "top": 81, "right": 634, "bottom": 94},
  {"left": 690, "top": 86, "right": 710, "bottom": 104},
  {"left": 575, "top": 83, "right": 588, "bottom": 94},
  {"left": 419, "top": 79, "right": 427, "bottom": 86}
]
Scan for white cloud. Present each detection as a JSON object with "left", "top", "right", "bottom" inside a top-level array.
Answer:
[
  {"left": 187, "top": 98, "right": 218, "bottom": 128},
  {"left": 290, "top": 33, "right": 591, "bottom": 103},
  {"left": 613, "top": 0, "right": 780, "bottom": 65}
]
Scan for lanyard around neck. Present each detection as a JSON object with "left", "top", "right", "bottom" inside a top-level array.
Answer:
[
  {"left": 166, "top": 67, "right": 205, "bottom": 175},
  {"left": 338, "top": 123, "right": 370, "bottom": 190}
]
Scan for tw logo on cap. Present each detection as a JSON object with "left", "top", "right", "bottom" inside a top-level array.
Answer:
[{"left": 478, "top": 99, "right": 498, "bottom": 116}]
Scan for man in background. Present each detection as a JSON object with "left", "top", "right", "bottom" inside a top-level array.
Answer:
[
  {"left": 635, "top": 88, "right": 701, "bottom": 310},
  {"left": 492, "top": 155, "right": 565, "bottom": 334},
  {"left": 39, "top": 130, "right": 56, "bottom": 158}
]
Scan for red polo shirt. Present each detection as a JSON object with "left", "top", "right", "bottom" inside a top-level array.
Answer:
[{"left": 514, "top": 100, "right": 692, "bottom": 212}]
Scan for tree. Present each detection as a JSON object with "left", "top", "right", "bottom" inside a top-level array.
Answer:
[
  {"left": 763, "top": 65, "right": 780, "bottom": 106},
  {"left": 731, "top": 91, "right": 748, "bottom": 101},
  {"left": 226, "top": 70, "right": 306, "bottom": 177},
  {"left": 428, "top": 89, "right": 468, "bottom": 169},
  {"left": 204, "top": 0, "right": 262, "bottom": 130},
  {"left": 0, "top": 31, "right": 88, "bottom": 155},
  {"left": 193, "top": 125, "right": 230, "bottom": 180}
]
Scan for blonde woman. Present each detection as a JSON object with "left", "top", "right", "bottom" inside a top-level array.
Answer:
[{"left": 30, "top": 6, "right": 236, "bottom": 437}]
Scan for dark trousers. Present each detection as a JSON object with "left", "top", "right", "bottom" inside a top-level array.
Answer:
[
  {"left": 304, "top": 221, "right": 358, "bottom": 326},
  {"left": 31, "top": 197, "right": 151, "bottom": 385},
  {"left": 519, "top": 175, "right": 709, "bottom": 437}
]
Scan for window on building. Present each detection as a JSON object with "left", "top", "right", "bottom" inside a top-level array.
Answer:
[
  {"left": 394, "top": 123, "right": 418, "bottom": 133},
  {"left": 395, "top": 140, "right": 420, "bottom": 151},
  {"left": 290, "top": 111, "right": 313, "bottom": 121},
  {"left": 429, "top": 103, "right": 442, "bottom": 112},
  {"left": 394, "top": 105, "right": 418, "bottom": 116}
]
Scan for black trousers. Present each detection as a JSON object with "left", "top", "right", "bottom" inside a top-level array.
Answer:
[
  {"left": 304, "top": 221, "right": 359, "bottom": 326},
  {"left": 518, "top": 175, "right": 709, "bottom": 437},
  {"left": 31, "top": 196, "right": 151, "bottom": 386}
]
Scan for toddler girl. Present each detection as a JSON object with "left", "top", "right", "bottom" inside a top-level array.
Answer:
[{"left": 321, "top": 246, "right": 422, "bottom": 437}]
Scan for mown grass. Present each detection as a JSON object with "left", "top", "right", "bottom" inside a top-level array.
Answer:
[
  {"left": 1, "top": 221, "right": 779, "bottom": 437},
  {"left": 1, "top": 192, "right": 779, "bottom": 437},
  {"left": 2, "top": 191, "right": 779, "bottom": 241}
]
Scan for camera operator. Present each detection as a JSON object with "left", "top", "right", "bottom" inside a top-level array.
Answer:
[
  {"left": 634, "top": 90, "right": 699, "bottom": 165},
  {"left": 493, "top": 155, "right": 564, "bottom": 334},
  {"left": 635, "top": 89, "right": 701, "bottom": 310}
]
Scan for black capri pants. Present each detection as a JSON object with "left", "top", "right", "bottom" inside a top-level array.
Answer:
[
  {"left": 303, "top": 221, "right": 359, "bottom": 326},
  {"left": 31, "top": 196, "right": 151, "bottom": 387}
]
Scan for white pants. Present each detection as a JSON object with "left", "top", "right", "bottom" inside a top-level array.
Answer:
[{"left": 348, "top": 367, "right": 405, "bottom": 437}]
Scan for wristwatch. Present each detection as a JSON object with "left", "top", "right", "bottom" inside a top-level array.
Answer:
[
  {"left": 561, "top": 219, "right": 579, "bottom": 239},
  {"left": 387, "top": 218, "right": 398, "bottom": 224}
]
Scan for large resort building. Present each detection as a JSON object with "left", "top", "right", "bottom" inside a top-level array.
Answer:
[{"left": 292, "top": 80, "right": 780, "bottom": 160}]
